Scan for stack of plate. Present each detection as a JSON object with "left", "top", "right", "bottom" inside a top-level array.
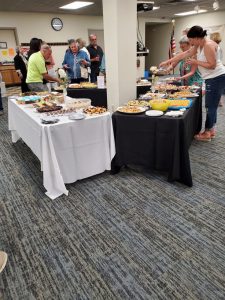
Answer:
[
  {"left": 68, "top": 112, "right": 86, "bottom": 120},
  {"left": 41, "top": 116, "right": 59, "bottom": 124}
]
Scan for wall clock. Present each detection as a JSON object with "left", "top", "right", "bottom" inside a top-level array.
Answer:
[{"left": 51, "top": 18, "right": 63, "bottom": 31}]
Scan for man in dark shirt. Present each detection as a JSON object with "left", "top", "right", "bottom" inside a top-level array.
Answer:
[
  {"left": 87, "top": 34, "right": 104, "bottom": 83},
  {"left": 14, "top": 46, "right": 29, "bottom": 93}
]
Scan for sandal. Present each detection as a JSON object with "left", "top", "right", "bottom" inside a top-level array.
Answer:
[{"left": 194, "top": 131, "right": 211, "bottom": 142}]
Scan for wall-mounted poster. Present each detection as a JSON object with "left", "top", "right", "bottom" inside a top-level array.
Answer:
[
  {"left": 1, "top": 50, "right": 8, "bottom": 57},
  {"left": 8, "top": 48, "right": 15, "bottom": 56},
  {"left": 0, "top": 42, "right": 7, "bottom": 49}
]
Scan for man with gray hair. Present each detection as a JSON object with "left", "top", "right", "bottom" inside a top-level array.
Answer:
[
  {"left": 26, "top": 44, "right": 60, "bottom": 91},
  {"left": 87, "top": 34, "right": 104, "bottom": 83}
]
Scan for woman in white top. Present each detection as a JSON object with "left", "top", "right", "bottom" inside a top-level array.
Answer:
[
  {"left": 210, "top": 32, "right": 224, "bottom": 107},
  {"left": 160, "top": 25, "right": 225, "bottom": 141}
]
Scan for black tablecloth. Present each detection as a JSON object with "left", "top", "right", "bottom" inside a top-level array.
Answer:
[
  {"left": 67, "top": 86, "right": 152, "bottom": 107},
  {"left": 67, "top": 88, "right": 107, "bottom": 107},
  {"left": 111, "top": 94, "right": 202, "bottom": 186},
  {"left": 136, "top": 85, "right": 151, "bottom": 98}
]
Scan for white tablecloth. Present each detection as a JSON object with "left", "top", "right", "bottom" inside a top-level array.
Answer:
[{"left": 8, "top": 98, "right": 115, "bottom": 199}]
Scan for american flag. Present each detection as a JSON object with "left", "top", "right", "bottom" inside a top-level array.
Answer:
[{"left": 169, "top": 24, "right": 176, "bottom": 59}]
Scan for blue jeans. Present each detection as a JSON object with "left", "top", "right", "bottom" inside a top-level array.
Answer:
[
  {"left": 205, "top": 74, "right": 225, "bottom": 130},
  {"left": 0, "top": 90, "right": 3, "bottom": 111}
]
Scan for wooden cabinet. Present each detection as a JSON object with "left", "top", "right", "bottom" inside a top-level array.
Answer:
[{"left": 0, "top": 65, "right": 21, "bottom": 86}]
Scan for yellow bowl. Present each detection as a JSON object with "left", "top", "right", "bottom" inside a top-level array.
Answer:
[{"left": 149, "top": 99, "right": 171, "bottom": 111}]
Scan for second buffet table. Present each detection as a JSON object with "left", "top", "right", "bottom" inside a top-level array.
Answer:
[
  {"left": 111, "top": 94, "right": 202, "bottom": 187},
  {"left": 67, "top": 85, "right": 152, "bottom": 108},
  {"left": 8, "top": 98, "right": 115, "bottom": 199}
]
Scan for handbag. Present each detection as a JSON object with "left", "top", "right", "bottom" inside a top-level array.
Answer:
[{"left": 80, "top": 66, "right": 89, "bottom": 79}]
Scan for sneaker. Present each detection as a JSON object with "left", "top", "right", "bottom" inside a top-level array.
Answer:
[
  {"left": 0, "top": 110, "right": 3, "bottom": 116},
  {"left": 0, "top": 251, "right": 8, "bottom": 273},
  {"left": 194, "top": 131, "right": 211, "bottom": 142}
]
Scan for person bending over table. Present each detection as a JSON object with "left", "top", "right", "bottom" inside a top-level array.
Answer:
[
  {"left": 160, "top": 25, "right": 225, "bottom": 142},
  {"left": 62, "top": 39, "right": 90, "bottom": 84},
  {"left": 166, "top": 35, "right": 203, "bottom": 87},
  {"left": 26, "top": 44, "right": 60, "bottom": 92}
]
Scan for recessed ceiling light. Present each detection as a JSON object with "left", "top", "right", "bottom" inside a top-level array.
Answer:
[
  {"left": 60, "top": 1, "right": 94, "bottom": 10},
  {"left": 153, "top": 6, "right": 160, "bottom": 10},
  {"left": 175, "top": 9, "right": 207, "bottom": 16}
]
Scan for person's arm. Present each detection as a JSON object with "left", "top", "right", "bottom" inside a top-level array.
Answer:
[
  {"left": 90, "top": 57, "right": 100, "bottom": 62},
  {"left": 62, "top": 52, "right": 70, "bottom": 69},
  {"left": 14, "top": 56, "right": 23, "bottom": 79},
  {"left": 178, "top": 64, "right": 198, "bottom": 81},
  {"left": 160, "top": 46, "right": 197, "bottom": 67},
  {"left": 80, "top": 53, "right": 91, "bottom": 67},
  {"left": 50, "top": 55, "right": 55, "bottom": 66},
  {"left": 165, "top": 61, "right": 179, "bottom": 73},
  {"left": 42, "top": 73, "right": 60, "bottom": 83},
  {"left": 186, "top": 44, "right": 217, "bottom": 69}
]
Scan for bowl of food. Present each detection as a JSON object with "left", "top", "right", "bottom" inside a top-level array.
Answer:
[{"left": 149, "top": 99, "right": 171, "bottom": 111}]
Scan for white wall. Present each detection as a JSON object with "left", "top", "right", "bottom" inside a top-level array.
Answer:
[
  {"left": 138, "top": 17, "right": 170, "bottom": 78},
  {"left": 0, "top": 11, "right": 171, "bottom": 76},
  {"left": 0, "top": 12, "right": 103, "bottom": 68},
  {"left": 145, "top": 10, "right": 225, "bottom": 69}
]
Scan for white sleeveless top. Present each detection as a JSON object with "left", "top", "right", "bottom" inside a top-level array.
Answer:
[{"left": 197, "top": 45, "right": 225, "bottom": 79}]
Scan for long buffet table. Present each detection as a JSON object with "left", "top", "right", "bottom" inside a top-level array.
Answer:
[
  {"left": 8, "top": 90, "right": 202, "bottom": 198},
  {"left": 67, "top": 85, "right": 152, "bottom": 107},
  {"left": 111, "top": 94, "right": 202, "bottom": 186},
  {"left": 8, "top": 98, "right": 115, "bottom": 199}
]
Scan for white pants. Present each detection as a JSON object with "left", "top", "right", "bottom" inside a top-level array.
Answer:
[{"left": 47, "top": 68, "right": 57, "bottom": 91}]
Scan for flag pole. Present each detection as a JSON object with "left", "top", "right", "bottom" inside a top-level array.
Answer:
[{"left": 169, "top": 19, "right": 176, "bottom": 75}]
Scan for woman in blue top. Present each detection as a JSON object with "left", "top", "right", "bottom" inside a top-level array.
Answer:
[{"left": 62, "top": 39, "right": 90, "bottom": 83}]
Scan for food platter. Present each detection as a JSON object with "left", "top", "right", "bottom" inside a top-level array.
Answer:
[
  {"left": 168, "top": 99, "right": 192, "bottom": 110},
  {"left": 83, "top": 106, "right": 107, "bottom": 115},
  {"left": 68, "top": 83, "right": 82, "bottom": 88},
  {"left": 127, "top": 100, "right": 149, "bottom": 107},
  {"left": 37, "top": 105, "right": 62, "bottom": 113},
  {"left": 16, "top": 96, "right": 41, "bottom": 104},
  {"left": 171, "top": 91, "right": 198, "bottom": 98},
  {"left": 144, "top": 92, "right": 166, "bottom": 99},
  {"left": 117, "top": 106, "right": 147, "bottom": 114}
]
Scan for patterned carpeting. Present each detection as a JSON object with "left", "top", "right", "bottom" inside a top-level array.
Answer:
[{"left": 1, "top": 90, "right": 225, "bottom": 299}]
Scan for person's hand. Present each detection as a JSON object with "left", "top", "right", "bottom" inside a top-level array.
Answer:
[
  {"left": 186, "top": 58, "right": 197, "bottom": 65},
  {"left": 94, "top": 56, "right": 100, "bottom": 62},
  {"left": 159, "top": 60, "right": 170, "bottom": 68},
  {"left": 63, "top": 64, "right": 70, "bottom": 69},
  {"left": 165, "top": 65, "right": 173, "bottom": 74},
  {"left": 81, "top": 59, "right": 88, "bottom": 66},
  {"left": 175, "top": 76, "right": 182, "bottom": 81}
]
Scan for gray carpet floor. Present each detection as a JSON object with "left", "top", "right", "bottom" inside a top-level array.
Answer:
[{"left": 1, "top": 94, "right": 225, "bottom": 300}]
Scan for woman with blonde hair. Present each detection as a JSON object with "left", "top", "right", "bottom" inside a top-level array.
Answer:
[{"left": 210, "top": 32, "right": 224, "bottom": 106}]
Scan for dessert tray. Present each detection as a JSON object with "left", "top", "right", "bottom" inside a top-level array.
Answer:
[{"left": 117, "top": 106, "right": 147, "bottom": 114}]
